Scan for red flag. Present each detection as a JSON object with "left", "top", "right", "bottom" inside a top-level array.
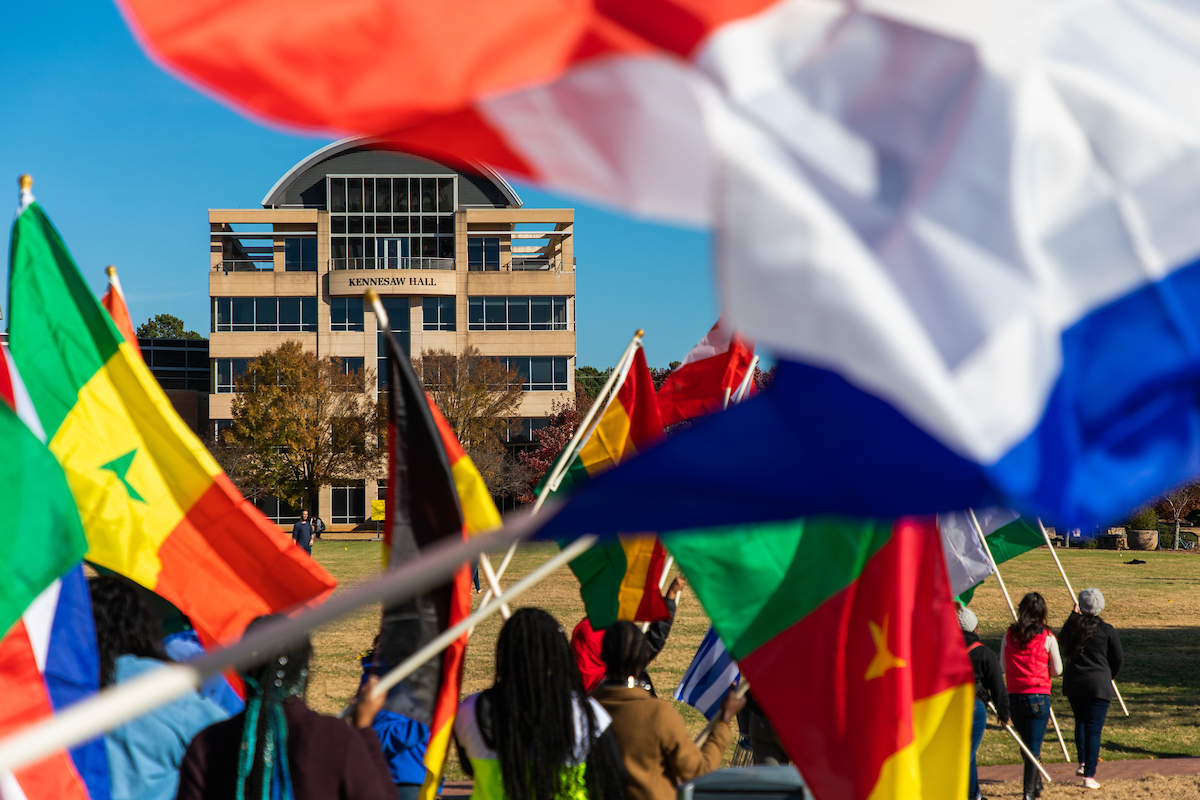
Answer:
[{"left": 656, "top": 318, "right": 754, "bottom": 427}]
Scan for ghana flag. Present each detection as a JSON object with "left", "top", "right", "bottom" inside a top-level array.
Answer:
[
  {"left": 7, "top": 187, "right": 337, "bottom": 647},
  {"left": 541, "top": 347, "right": 670, "bottom": 629},
  {"left": 664, "top": 517, "right": 974, "bottom": 800}
]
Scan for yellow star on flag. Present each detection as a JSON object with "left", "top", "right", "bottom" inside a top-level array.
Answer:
[{"left": 864, "top": 614, "right": 906, "bottom": 680}]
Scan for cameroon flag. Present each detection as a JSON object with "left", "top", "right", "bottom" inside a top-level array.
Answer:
[
  {"left": 665, "top": 517, "right": 974, "bottom": 800},
  {"left": 7, "top": 194, "right": 336, "bottom": 647},
  {"left": 541, "top": 347, "right": 670, "bottom": 629}
]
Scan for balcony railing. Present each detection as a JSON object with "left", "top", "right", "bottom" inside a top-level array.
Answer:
[
  {"left": 330, "top": 257, "right": 455, "bottom": 271},
  {"left": 214, "top": 260, "right": 273, "bottom": 273},
  {"left": 510, "top": 256, "right": 555, "bottom": 271}
]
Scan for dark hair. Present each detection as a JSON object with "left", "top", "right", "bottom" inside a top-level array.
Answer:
[
  {"left": 237, "top": 615, "right": 313, "bottom": 800},
  {"left": 89, "top": 576, "right": 165, "bottom": 688},
  {"left": 1008, "top": 592, "right": 1049, "bottom": 647},
  {"left": 601, "top": 621, "right": 648, "bottom": 681},
  {"left": 1059, "top": 613, "right": 1103, "bottom": 662},
  {"left": 492, "top": 608, "right": 619, "bottom": 800}
]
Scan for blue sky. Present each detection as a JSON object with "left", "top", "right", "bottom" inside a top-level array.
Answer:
[{"left": 0, "top": 1, "right": 718, "bottom": 369}]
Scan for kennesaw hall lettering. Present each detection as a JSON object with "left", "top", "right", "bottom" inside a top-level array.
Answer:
[{"left": 347, "top": 276, "right": 437, "bottom": 287}]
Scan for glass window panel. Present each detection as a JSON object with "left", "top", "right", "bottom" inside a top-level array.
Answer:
[
  {"left": 375, "top": 216, "right": 391, "bottom": 234},
  {"left": 438, "top": 216, "right": 454, "bottom": 234},
  {"left": 421, "top": 237, "right": 436, "bottom": 257},
  {"left": 440, "top": 297, "right": 456, "bottom": 331},
  {"left": 349, "top": 238, "right": 364, "bottom": 259},
  {"left": 348, "top": 178, "right": 363, "bottom": 212},
  {"left": 531, "top": 296, "right": 552, "bottom": 329},
  {"left": 421, "top": 178, "right": 436, "bottom": 212},
  {"left": 469, "top": 297, "right": 483, "bottom": 329},
  {"left": 422, "top": 216, "right": 437, "bottom": 234},
  {"left": 408, "top": 179, "right": 420, "bottom": 214},
  {"left": 484, "top": 238, "right": 500, "bottom": 269},
  {"left": 332, "top": 296, "right": 348, "bottom": 328},
  {"left": 301, "top": 297, "right": 317, "bottom": 330},
  {"left": 363, "top": 178, "right": 374, "bottom": 213},
  {"left": 423, "top": 297, "right": 439, "bottom": 330},
  {"left": 468, "top": 238, "right": 482, "bottom": 269},
  {"left": 530, "top": 357, "right": 552, "bottom": 386},
  {"left": 279, "top": 297, "right": 301, "bottom": 330},
  {"left": 285, "top": 239, "right": 301, "bottom": 271},
  {"left": 510, "top": 357, "right": 531, "bottom": 387},
  {"left": 332, "top": 216, "right": 346, "bottom": 234},
  {"left": 302, "top": 238, "right": 317, "bottom": 271},
  {"left": 364, "top": 216, "right": 375, "bottom": 235},
  {"left": 507, "top": 297, "right": 529, "bottom": 328},
  {"left": 485, "top": 297, "right": 506, "bottom": 328},
  {"left": 332, "top": 238, "right": 347, "bottom": 260},
  {"left": 553, "top": 357, "right": 568, "bottom": 385},
  {"left": 553, "top": 297, "right": 567, "bottom": 328},
  {"left": 216, "top": 298, "right": 231, "bottom": 331},
  {"left": 348, "top": 216, "right": 363, "bottom": 234},
  {"left": 438, "top": 236, "right": 453, "bottom": 259},
  {"left": 347, "top": 298, "right": 364, "bottom": 331},
  {"left": 393, "top": 216, "right": 409, "bottom": 234},
  {"left": 375, "top": 178, "right": 391, "bottom": 213},
  {"left": 438, "top": 177, "right": 454, "bottom": 212},
  {"left": 330, "top": 178, "right": 346, "bottom": 213},
  {"left": 232, "top": 298, "right": 254, "bottom": 331},
  {"left": 255, "top": 297, "right": 278, "bottom": 328},
  {"left": 393, "top": 178, "right": 408, "bottom": 213}
]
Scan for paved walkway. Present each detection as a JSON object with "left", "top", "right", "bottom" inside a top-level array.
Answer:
[{"left": 979, "top": 757, "right": 1200, "bottom": 785}]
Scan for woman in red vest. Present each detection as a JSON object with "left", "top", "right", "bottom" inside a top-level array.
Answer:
[{"left": 1001, "top": 592, "right": 1063, "bottom": 800}]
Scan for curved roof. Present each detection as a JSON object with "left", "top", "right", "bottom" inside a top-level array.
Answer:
[{"left": 261, "top": 136, "right": 523, "bottom": 209}]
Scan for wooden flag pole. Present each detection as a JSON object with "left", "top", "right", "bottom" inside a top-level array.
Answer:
[
  {"left": 966, "top": 510, "right": 1073, "bottom": 763},
  {"left": 1035, "top": 519, "right": 1129, "bottom": 717},
  {"left": 695, "top": 681, "right": 750, "bottom": 747},
  {"left": 731, "top": 354, "right": 759, "bottom": 404}
]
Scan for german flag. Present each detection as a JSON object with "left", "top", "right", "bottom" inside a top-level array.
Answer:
[
  {"left": 7, "top": 187, "right": 336, "bottom": 648},
  {"left": 375, "top": 308, "right": 499, "bottom": 800}
]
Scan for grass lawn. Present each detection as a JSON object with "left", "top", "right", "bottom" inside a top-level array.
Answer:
[{"left": 302, "top": 539, "right": 1200, "bottom": 783}]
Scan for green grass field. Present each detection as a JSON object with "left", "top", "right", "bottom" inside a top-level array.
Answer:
[{"left": 302, "top": 540, "right": 1200, "bottom": 784}]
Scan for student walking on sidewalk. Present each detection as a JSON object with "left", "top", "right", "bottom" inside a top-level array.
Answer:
[
  {"left": 1001, "top": 593, "right": 1062, "bottom": 800},
  {"left": 1060, "top": 588, "right": 1124, "bottom": 790}
]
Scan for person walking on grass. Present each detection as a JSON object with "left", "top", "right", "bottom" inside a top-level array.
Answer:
[
  {"left": 1001, "top": 592, "right": 1062, "bottom": 800},
  {"left": 292, "top": 509, "right": 315, "bottom": 555},
  {"left": 1060, "top": 588, "right": 1124, "bottom": 790},
  {"left": 959, "top": 604, "right": 1008, "bottom": 800}
]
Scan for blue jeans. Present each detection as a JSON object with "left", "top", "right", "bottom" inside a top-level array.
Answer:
[
  {"left": 1009, "top": 694, "right": 1050, "bottom": 794},
  {"left": 969, "top": 699, "right": 987, "bottom": 799},
  {"left": 1068, "top": 696, "right": 1109, "bottom": 778}
]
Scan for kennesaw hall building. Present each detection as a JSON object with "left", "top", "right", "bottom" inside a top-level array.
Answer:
[{"left": 209, "top": 138, "right": 576, "bottom": 529}]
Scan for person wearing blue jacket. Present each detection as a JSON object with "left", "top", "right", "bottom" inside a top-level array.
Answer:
[{"left": 359, "top": 648, "right": 430, "bottom": 800}]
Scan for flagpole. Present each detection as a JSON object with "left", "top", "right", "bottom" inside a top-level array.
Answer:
[
  {"left": 1035, "top": 518, "right": 1129, "bottom": 717},
  {"left": 731, "top": 354, "right": 759, "bottom": 404},
  {"left": 694, "top": 681, "right": 749, "bottom": 747},
  {"left": 105, "top": 264, "right": 126, "bottom": 300},
  {"left": 989, "top": 701, "right": 1052, "bottom": 783},
  {"left": 966, "top": 510, "right": 1072, "bottom": 763},
  {"left": 640, "top": 554, "right": 676, "bottom": 633},
  {"left": 371, "top": 535, "right": 597, "bottom": 698}
]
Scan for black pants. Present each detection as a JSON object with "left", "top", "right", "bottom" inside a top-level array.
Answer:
[
  {"left": 1009, "top": 694, "right": 1050, "bottom": 795},
  {"left": 1068, "top": 696, "right": 1109, "bottom": 778}
]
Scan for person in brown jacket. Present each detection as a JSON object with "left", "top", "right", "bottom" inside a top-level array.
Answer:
[{"left": 591, "top": 622, "right": 745, "bottom": 800}]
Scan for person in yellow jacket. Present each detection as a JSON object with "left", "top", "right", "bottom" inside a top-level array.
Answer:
[
  {"left": 591, "top": 622, "right": 745, "bottom": 800},
  {"left": 455, "top": 609, "right": 626, "bottom": 800}
]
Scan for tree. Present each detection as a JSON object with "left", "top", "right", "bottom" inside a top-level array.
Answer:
[
  {"left": 575, "top": 366, "right": 611, "bottom": 400},
  {"left": 411, "top": 347, "right": 524, "bottom": 451},
  {"left": 517, "top": 395, "right": 587, "bottom": 503},
  {"left": 136, "top": 313, "right": 205, "bottom": 340},
  {"left": 648, "top": 361, "right": 680, "bottom": 392},
  {"left": 225, "top": 342, "right": 379, "bottom": 518},
  {"left": 1156, "top": 482, "right": 1200, "bottom": 550}
]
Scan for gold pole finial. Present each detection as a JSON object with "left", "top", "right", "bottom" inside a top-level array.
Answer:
[
  {"left": 105, "top": 265, "right": 117, "bottom": 278},
  {"left": 364, "top": 288, "right": 380, "bottom": 305},
  {"left": 18, "top": 175, "right": 32, "bottom": 192},
  {"left": 635, "top": 329, "right": 645, "bottom": 338}
]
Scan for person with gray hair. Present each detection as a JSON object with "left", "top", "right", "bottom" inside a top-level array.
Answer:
[
  {"left": 959, "top": 603, "right": 1007, "bottom": 800},
  {"left": 1059, "top": 588, "right": 1124, "bottom": 789}
]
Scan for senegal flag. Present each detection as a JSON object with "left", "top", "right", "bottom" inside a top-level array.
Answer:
[
  {"left": 541, "top": 347, "right": 670, "bottom": 629},
  {"left": 665, "top": 517, "right": 974, "bottom": 800},
  {"left": 7, "top": 190, "right": 336, "bottom": 647}
]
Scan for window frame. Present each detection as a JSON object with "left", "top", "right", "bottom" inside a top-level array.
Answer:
[{"left": 468, "top": 297, "right": 569, "bottom": 331}]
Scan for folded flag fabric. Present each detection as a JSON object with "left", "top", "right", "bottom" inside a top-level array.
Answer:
[
  {"left": 665, "top": 517, "right": 974, "bottom": 800},
  {"left": 7, "top": 192, "right": 337, "bottom": 647},
  {"left": 0, "top": 565, "right": 110, "bottom": 800},
  {"left": 656, "top": 318, "right": 755, "bottom": 427},
  {"left": 0, "top": 344, "right": 88, "bottom": 641},
  {"left": 376, "top": 321, "right": 475, "bottom": 800},
  {"left": 939, "top": 511, "right": 1046, "bottom": 605},
  {"left": 122, "top": 0, "right": 1200, "bottom": 530},
  {"left": 673, "top": 626, "right": 740, "bottom": 722},
  {"left": 538, "top": 347, "right": 670, "bottom": 629}
]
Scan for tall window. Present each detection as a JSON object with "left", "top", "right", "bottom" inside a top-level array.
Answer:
[
  {"left": 500, "top": 357, "right": 569, "bottom": 391},
  {"left": 254, "top": 496, "right": 302, "bottom": 525},
  {"left": 213, "top": 358, "right": 250, "bottom": 393},
  {"left": 284, "top": 238, "right": 317, "bottom": 271},
  {"left": 328, "top": 176, "right": 456, "bottom": 270},
  {"left": 213, "top": 297, "right": 317, "bottom": 332},
  {"left": 377, "top": 298, "right": 412, "bottom": 390},
  {"left": 332, "top": 485, "right": 366, "bottom": 524},
  {"left": 506, "top": 417, "right": 550, "bottom": 445},
  {"left": 331, "top": 297, "right": 365, "bottom": 332},
  {"left": 333, "top": 356, "right": 365, "bottom": 375},
  {"left": 468, "top": 237, "right": 500, "bottom": 271},
  {"left": 423, "top": 297, "right": 456, "bottom": 331},
  {"left": 468, "top": 297, "right": 568, "bottom": 331},
  {"left": 213, "top": 419, "right": 233, "bottom": 444}
]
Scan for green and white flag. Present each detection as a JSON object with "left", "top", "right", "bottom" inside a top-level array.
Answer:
[{"left": 938, "top": 509, "right": 1046, "bottom": 604}]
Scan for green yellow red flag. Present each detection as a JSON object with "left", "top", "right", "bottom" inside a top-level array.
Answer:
[
  {"left": 665, "top": 516, "right": 974, "bottom": 800},
  {"left": 7, "top": 194, "right": 336, "bottom": 647}
]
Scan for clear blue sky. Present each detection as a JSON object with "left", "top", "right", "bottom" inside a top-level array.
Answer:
[{"left": 0, "top": 1, "right": 718, "bottom": 369}]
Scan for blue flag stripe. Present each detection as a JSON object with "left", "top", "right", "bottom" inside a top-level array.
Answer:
[{"left": 674, "top": 627, "right": 740, "bottom": 720}]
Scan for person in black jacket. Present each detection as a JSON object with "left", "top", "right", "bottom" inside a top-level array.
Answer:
[
  {"left": 1060, "top": 588, "right": 1123, "bottom": 789},
  {"left": 959, "top": 604, "right": 1009, "bottom": 800}
]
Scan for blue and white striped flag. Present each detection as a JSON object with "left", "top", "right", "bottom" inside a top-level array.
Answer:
[{"left": 673, "top": 626, "right": 739, "bottom": 720}]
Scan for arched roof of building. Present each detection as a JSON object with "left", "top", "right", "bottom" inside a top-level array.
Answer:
[{"left": 261, "top": 137, "right": 523, "bottom": 209}]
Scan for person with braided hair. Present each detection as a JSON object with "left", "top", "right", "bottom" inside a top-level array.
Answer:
[
  {"left": 176, "top": 616, "right": 395, "bottom": 800},
  {"left": 1060, "top": 588, "right": 1124, "bottom": 789},
  {"left": 90, "top": 576, "right": 230, "bottom": 800},
  {"left": 591, "top": 622, "right": 745, "bottom": 800},
  {"left": 454, "top": 608, "right": 626, "bottom": 800}
]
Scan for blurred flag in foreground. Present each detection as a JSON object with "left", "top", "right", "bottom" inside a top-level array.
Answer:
[
  {"left": 121, "top": 0, "right": 1200, "bottom": 529},
  {"left": 7, "top": 188, "right": 336, "bottom": 647},
  {"left": 538, "top": 347, "right": 670, "bottom": 629},
  {"left": 656, "top": 317, "right": 755, "bottom": 427},
  {"left": 0, "top": 566, "right": 109, "bottom": 800},
  {"left": 665, "top": 517, "right": 973, "bottom": 800},
  {"left": 673, "top": 626, "right": 740, "bottom": 722},
  {"left": 99, "top": 267, "right": 140, "bottom": 359}
]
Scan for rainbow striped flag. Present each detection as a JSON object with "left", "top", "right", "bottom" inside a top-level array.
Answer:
[
  {"left": 7, "top": 193, "right": 337, "bottom": 647},
  {"left": 541, "top": 348, "right": 670, "bottom": 629}
]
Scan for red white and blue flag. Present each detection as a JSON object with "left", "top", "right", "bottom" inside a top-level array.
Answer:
[
  {"left": 118, "top": 0, "right": 1200, "bottom": 530},
  {"left": 656, "top": 318, "right": 755, "bottom": 427}
]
